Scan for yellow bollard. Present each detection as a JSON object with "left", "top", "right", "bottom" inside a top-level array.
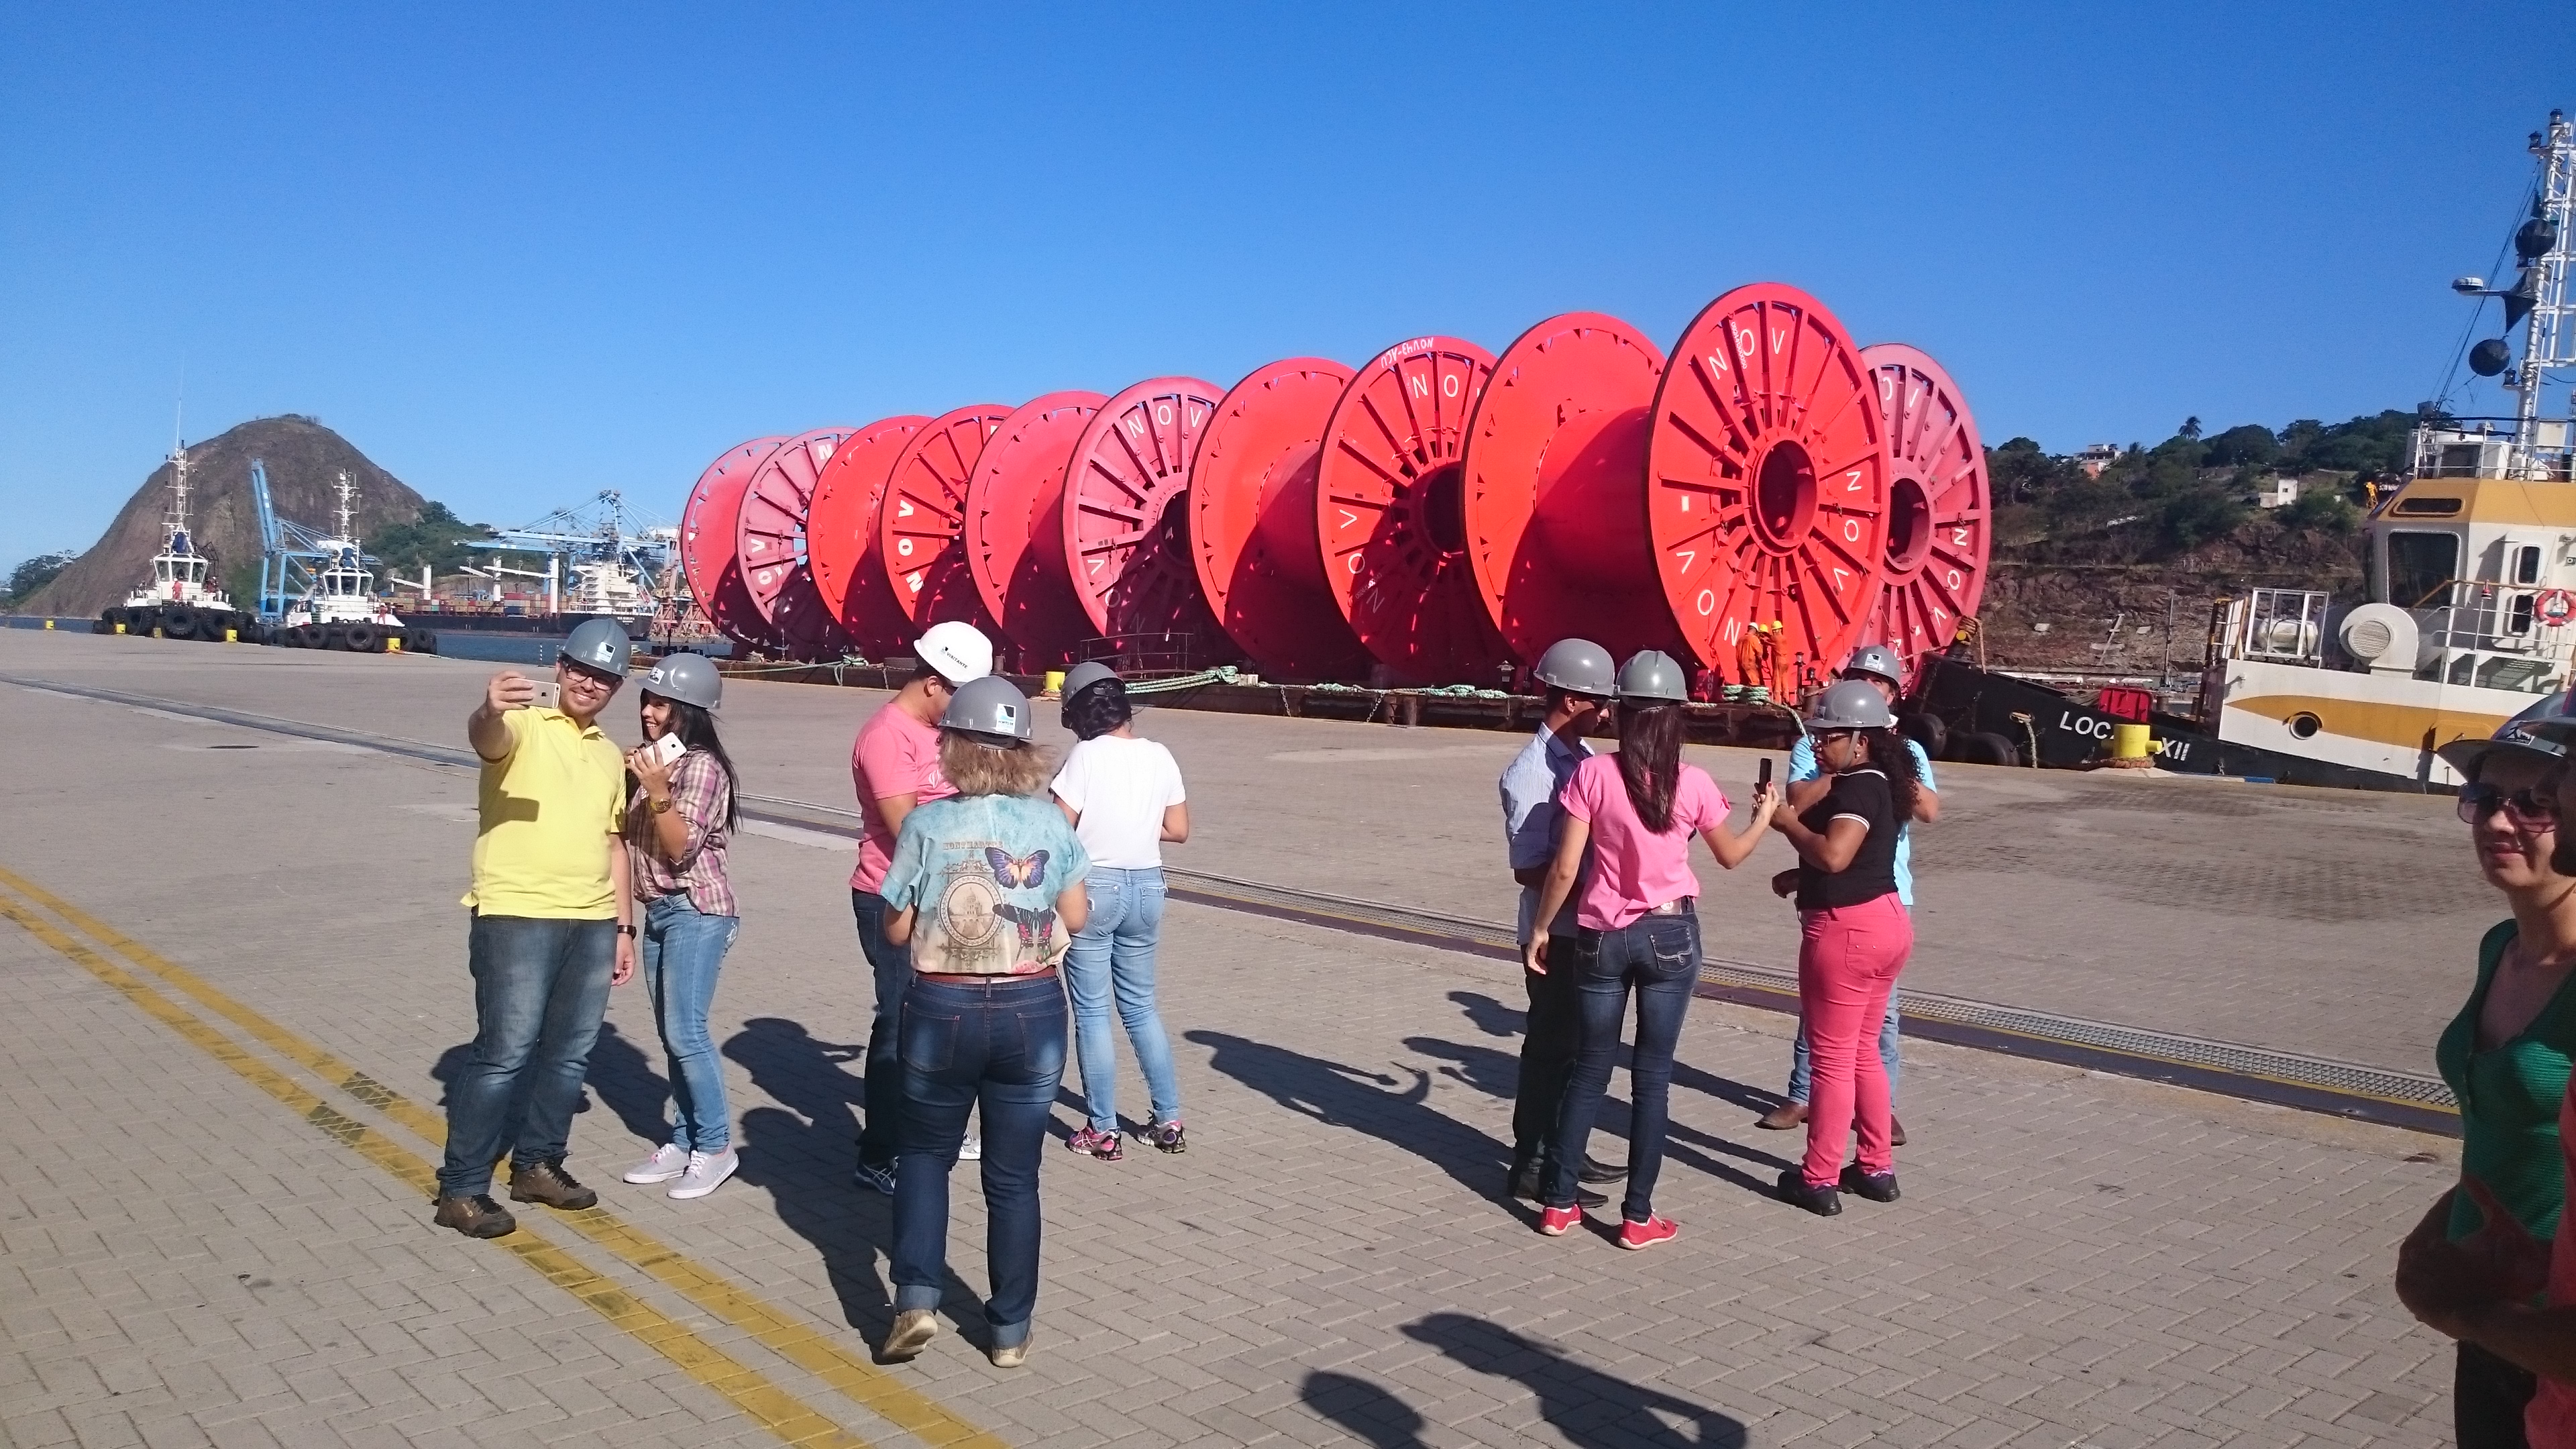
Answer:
[
  {"left": 153, "top": 627, "right": 164, "bottom": 639},
  {"left": 2110, "top": 722, "right": 2153, "bottom": 760},
  {"left": 42, "top": 619, "right": 54, "bottom": 631},
  {"left": 224, "top": 628, "right": 239, "bottom": 643},
  {"left": 1043, "top": 669, "right": 1067, "bottom": 697},
  {"left": 113, "top": 623, "right": 125, "bottom": 635},
  {"left": 388, "top": 637, "right": 402, "bottom": 653}
]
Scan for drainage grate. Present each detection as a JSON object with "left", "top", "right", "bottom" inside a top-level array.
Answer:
[{"left": 13, "top": 674, "right": 2457, "bottom": 1128}]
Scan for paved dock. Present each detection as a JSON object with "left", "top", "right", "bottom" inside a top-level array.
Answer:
[{"left": 0, "top": 631, "right": 2480, "bottom": 1446}]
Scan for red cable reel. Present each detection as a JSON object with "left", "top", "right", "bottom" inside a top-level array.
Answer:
[
  {"left": 1189, "top": 359, "right": 1378, "bottom": 682},
  {"left": 738, "top": 427, "right": 856, "bottom": 662},
  {"left": 963, "top": 392, "right": 1106, "bottom": 669},
  {"left": 1644, "top": 284, "right": 1891, "bottom": 695},
  {"left": 879, "top": 404, "right": 1014, "bottom": 637},
  {"left": 1316, "top": 336, "right": 1513, "bottom": 684},
  {"left": 1460, "top": 313, "right": 1690, "bottom": 673},
  {"left": 806, "top": 415, "right": 930, "bottom": 658},
  {"left": 1062, "top": 377, "right": 1234, "bottom": 667},
  {"left": 1857, "top": 343, "right": 1990, "bottom": 690},
  {"left": 681, "top": 437, "right": 786, "bottom": 653}
]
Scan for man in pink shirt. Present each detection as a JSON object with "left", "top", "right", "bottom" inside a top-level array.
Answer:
[{"left": 849, "top": 622, "right": 994, "bottom": 1192}]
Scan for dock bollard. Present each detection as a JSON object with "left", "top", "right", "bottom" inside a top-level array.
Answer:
[
  {"left": 42, "top": 619, "right": 53, "bottom": 630},
  {"left": 1042, "top": 669, "right": 1065, "bottom": 697},
  {"left": 388, "top": 637, "right": 402, "bottom": 653},
  {"left": 2110, "top": 722, "right": 2153, "bottom": 761},
  {"left": 113, "top": 623, "right": 125, "bottom": 635},
  {"left": 224, "top": 628, "right": 238, "bottom": 643}
]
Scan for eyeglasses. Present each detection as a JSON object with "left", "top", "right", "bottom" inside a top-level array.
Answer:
[{"left": 2460, "top": 782, "right": 2561, "bottom": 828}]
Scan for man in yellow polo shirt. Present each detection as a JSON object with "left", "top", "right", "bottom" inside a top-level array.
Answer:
[{"left": 433, "top": 620, "right": 637, "bottom": 1238}]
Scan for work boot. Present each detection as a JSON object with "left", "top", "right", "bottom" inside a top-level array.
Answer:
[
  {"left": 508, "top": 1158, "right": 598, "bottom": 1210},
  {"left": 1509, "top": 1158, "right": 1605, "bottom": 1209},
  {"left": 431, "top": 1193, "right": 517, "bottom": 1238},
  {"left": 1756, "top": 1100, "right": 1810, "bottom": 1131}
]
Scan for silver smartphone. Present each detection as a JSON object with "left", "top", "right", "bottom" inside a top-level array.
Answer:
[{"left": 647, "top": 733, "right": 685, "bottom": 768}]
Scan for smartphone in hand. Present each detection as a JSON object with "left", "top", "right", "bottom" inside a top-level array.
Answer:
[
  {"left": 1758, "top": 757, "right": 1774, "bottom": 788},
  {"left": 648, "top": 733, "right": 685, "bottom": 769}
]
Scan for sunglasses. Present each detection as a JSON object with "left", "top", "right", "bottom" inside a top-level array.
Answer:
[{"left": 2460, "top": 782, "right": 2561, "bottom": 828}]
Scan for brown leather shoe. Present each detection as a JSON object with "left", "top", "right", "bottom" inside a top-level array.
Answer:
[
  {"left": 1891, "top": 1117, "right": 1908, "bottom": 1148},
  {"left": 507, "top": 1159, "right": 598, "bottom": 1210},
  {"left": 431, "top": 1193, "right": 517, "bottom": 1238},
  {"left": 1755, "top": 1101, "right": 1809, "bottom": 1131}
]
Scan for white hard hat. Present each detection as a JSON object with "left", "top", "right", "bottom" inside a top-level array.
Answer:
[{"left": 916, "top": 621, "right": 994, "bottom": 685}]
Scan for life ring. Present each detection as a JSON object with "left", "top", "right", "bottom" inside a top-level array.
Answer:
[{"left": 2539, "top": 588, "right": 2575, "bottom": 627}]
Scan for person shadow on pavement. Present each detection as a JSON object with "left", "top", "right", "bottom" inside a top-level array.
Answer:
[
  {"left": 1297, "top": 1371, "right": 1430, "bottom": 1448},
  {"left": 722, "top": 1016, "right": 985, "bottom": 1348},
  {"left": 1433, "top": 991, "right": 1794, "bottom": 1197},
  {"left": 1397, "top": 1312, "right": 1748, "bottom": 1447},
  {"left": 1185, "top": 1029, "right": 1509, "bottom": 1198}
]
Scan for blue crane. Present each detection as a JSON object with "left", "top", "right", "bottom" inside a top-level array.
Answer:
[{"left": 250, "top": 459, "right": 377, "bottom": 621}]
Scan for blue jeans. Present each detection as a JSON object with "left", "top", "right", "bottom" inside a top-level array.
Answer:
[
  {"left": 1064, "top": 867, "right": 1181, "bottom": 1132},
  {"left": 439, "top": 914, "right": 617, "bottom": 1197},
  {"left": 640, "top": 894, "right": 739, "bottom": 1153},
  {"left": 1786, "top": 992, "right": 1901, "bottom": 1106},
  {"left": 890, "top": 975, "right": 1067, "bottom": 1350},
  {"left": 1546, "top": 913, "right": 1699, "bottom": 1222},
  {"left": 850, "top": 890, "right": 910, "bottom": 1168}
]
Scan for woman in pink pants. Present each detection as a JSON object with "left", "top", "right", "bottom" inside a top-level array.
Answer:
[{"left": 1768, "top": 680, "right": 1923, "bottom": 1216}]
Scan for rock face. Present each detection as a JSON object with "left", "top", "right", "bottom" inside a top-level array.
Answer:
[{"left": 27, "top": 416, "right": 426, "bottom": 617}]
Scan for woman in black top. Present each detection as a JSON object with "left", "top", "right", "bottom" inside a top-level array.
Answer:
[{"left": 1768, "top": 680, "right": 1921, "bottom": 1216}]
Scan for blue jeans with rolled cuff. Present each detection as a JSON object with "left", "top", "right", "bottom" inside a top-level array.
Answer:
[
  {"left": 1063, "top": 867, "right": 1182, "bottom": 1133},
  {"left": 890, "top": 974, "right": 1067, "bottom": 1350},
  {"left": 438, "top": 913, "right": 617, "bottom": 1198},
  {"left": 639, "top": 894, "right": 739, "bottom": 1153},
  {"left": 1546, "top": 912, "right": 1700, "bottom": 1223}
]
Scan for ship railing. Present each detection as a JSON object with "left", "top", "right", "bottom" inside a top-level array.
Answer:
[
  {"left": 2212, "top": 588, "right": 2330, "bottom": 664},
  {"left": 2412, "top": 419, "right": 2576, "bottom": 482}
]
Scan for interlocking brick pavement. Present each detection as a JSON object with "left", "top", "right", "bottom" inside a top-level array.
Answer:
[{"left": 0, "top": 633, "right": 2482, "bottom": 1446}]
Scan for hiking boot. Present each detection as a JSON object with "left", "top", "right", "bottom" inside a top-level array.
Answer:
[
  {"left": 432, "top": 1193, "right": 517, "bottom": 1238},
  {"left": 1776, "top": 1168, "right": 1841, "bottom": 1217},
  {"left": 669, "top": 1148, "right": 738, "bottom": 1201},
  {"left": 1756, "top": 1100, "right": 1810, "bottom": 1130},
  {"left": 987, "top": 1334, "right": 1032, "bottom": 1369},
  {"left": 879, "top": 1309, "right": 938, "bottom": 1362},
  {"left": 508, "top": 1159, "right": 598, "bottom": 1210},
  {"left": 1067, "top": 1126, "right": 1124, "bottom": 1161},
  {"left": 1839, "top": 1164, "right": 1900, "bottom": 1203},
  {"left": 1138, "top": 1119, "right": 1188, "bottom": 1155}
]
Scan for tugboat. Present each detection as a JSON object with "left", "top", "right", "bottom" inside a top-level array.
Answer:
[
  {"left": 97, "top": 441, "right": 254, "bottom": 643},
  {"left": 267, "top": 472, "right": 434, "bottom": 653},
  {"left": 1911, "top": 111, "right": 2576, "bottom": 791}
]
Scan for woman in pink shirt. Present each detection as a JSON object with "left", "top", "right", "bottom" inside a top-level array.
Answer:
[{"left": 1525, "top": 651, "right": 1776, "bottom": 1248}]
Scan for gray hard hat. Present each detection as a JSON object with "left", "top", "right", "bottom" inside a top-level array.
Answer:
[
  {"left": 942, "top": 674, "right": 1033, "bottom": 742},
  {"left": 1841, "top": 643, "right": 1905, "bottom": 689},
  {"left": 1533, "top": 638, "right": 1616, "bottom": 696},
  {"left": 1615, "top": 649, "right": 1691, "bottom": 704},
  {"left": 2442, "top": 691, "right": 2573, "bottom": 774},
  {"left": 1804, "top": 678, "right": 1897, "bottom": 731},
  {"left": 641, "top": 652, "right": 722, "bottom": 710},
  {"left": 561, "top": 619, "right": 632, "bottom": 678},
  {"left": 1062, "top": 660, "right": 1119, "bottom": 698}
]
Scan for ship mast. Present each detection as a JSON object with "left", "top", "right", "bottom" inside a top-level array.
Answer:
[
  {"left": 2514, "top": 111, "right": 2576, "bottom": 472},
  {"left": 162, "top": 443, "right": 192, "bottom": 547},
  {"left": 333, "top": 472, "right": 358, "bottom": 539}
]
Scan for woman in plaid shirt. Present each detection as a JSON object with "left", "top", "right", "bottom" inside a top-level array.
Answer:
[{"left": 615, "top": 655, "right": 744, "bottom": 1202}]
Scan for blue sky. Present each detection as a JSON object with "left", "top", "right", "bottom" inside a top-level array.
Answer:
[{"left": 3, "top": 3, "right": 2572, "bottom": 568}]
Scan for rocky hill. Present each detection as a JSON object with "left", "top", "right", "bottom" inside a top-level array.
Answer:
[{"left": 27, "top": 416, "right": 425, "bottom": 617}]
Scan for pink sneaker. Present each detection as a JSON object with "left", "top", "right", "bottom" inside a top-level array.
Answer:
[
  {"left": 1618, "top": 1214, "right": 1678, "bottom": 1250},
  {"left": 1065, "top": 1126, "right": 1123, "bottom": 1161},
  {"left": 1538, "top": 1203, "right": 1582, "bottom": 1236}
]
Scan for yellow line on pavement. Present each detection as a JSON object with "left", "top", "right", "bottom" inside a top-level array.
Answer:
[
  {"left": 0, "top": 863, "right": 1007, "bottom": 1449},
  {"left": 0, "top": 885, "right": 873, "bottom": 1449}
]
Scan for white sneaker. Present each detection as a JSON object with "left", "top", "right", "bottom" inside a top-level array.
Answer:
[
  {"left": 669, "top": 1148, "right": 737, "bottom": 1200},
  {"left": 959, "top": 1134, "right": 982, "bottom": 1161},
  {"left": 623, "top": 1143, "right": 687, "bottom": 1184}
]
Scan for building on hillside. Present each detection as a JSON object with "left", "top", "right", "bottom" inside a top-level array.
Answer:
[
  {"left": 2077, "top": 443, "right": 2120, "bottom": 477},
  {"left": 2255, "top": 476, "right": 2303, "bottom": 509}
]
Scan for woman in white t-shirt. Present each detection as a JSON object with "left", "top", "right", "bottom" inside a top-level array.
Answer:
[{"left": 1051, "top": 663, "right": 1191, "bottom": 1159}]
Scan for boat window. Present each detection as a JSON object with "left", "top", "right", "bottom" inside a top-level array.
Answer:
[
  {"left": 2514, "top": 543, "right": 2545, "bottom": 585},
  {"left": 2388, "top": 531, "right": 2461, "bottom": 608},
  {"left": 2392, "top": 496, "right": 2465, "bottom": 517}
]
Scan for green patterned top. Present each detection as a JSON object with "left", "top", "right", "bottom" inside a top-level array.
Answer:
[{"left": 2437, "top": 919, "right": 2576, "bottom": 1242}]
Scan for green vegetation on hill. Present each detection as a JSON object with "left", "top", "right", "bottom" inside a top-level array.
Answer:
[
  {"left": 368, "top": 502, "right": 496, "bottom": 575},
  {"left": 3, "top": 551, "right": 78, "bottom": 609},
  {"left": 1985, "top": 410, "right": 2416, "bottom": 560}
]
